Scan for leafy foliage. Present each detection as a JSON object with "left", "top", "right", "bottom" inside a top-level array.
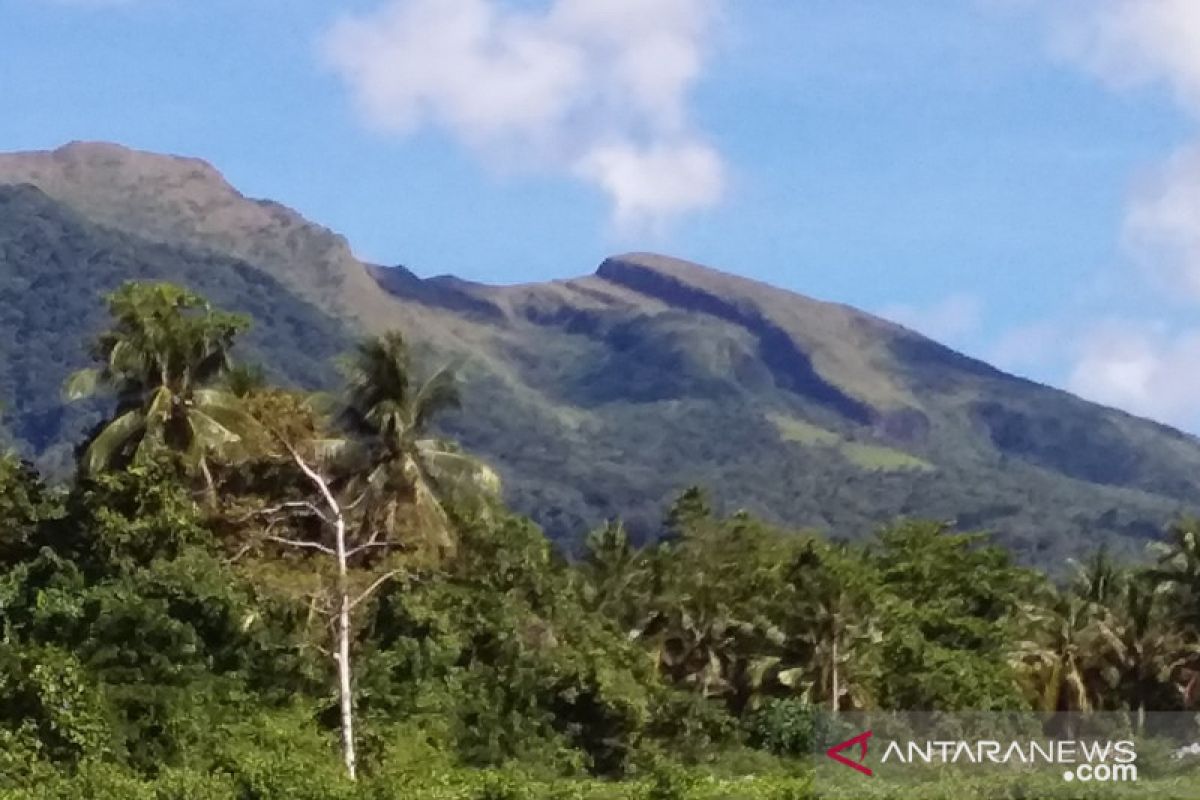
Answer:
[
  {"left": 2, "top": 282, "right": 1200, "bottom": 798},
  {"left": 0, "top": 185, "right": 349, "bottom": 476}
]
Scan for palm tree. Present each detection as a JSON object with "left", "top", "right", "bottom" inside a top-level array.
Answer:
[
  {"left": 580, "top": 520, "right": 648, "bottom": 627},
  {"left": 1143, "top": 523, "right": 1200, "bottom": 711},
  {"left": 1011, "top": 592, "right": 1106, "bottom": 715},
  {"left": 633, "top": 516, "right": 800, "bottom": 715},
  {"left": 1104, "top": 578, "right": 1200, "bottom": 728},
  {"left": 1148, "top": 521, "right": 1200, "bottom": 634},
  {"left": 1073, "top": 546, "right": 1122, "bottom": 607},
  {"left": 782, "top": 543, "right": 877, "bottom": 712},
  {"left": 338, "top": 332, "right": 498, "bottom": 558},
  {"left": 64, "top": 282, "right": 259, "bottom": 496}
]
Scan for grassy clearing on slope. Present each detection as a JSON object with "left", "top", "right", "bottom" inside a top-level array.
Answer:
[
  {"left": 768, "top": 414, "right": 933, "bottom": 473},
  {"left": 768, "top": 414, "right": 841, "bottom": 446},
  {"left": 841, "top": 441, "right": 933, "bottom": 472}
]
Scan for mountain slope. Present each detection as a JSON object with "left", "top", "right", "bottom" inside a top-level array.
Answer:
[
  {"left": 0, "top": 183, "right": 352, "bottom": 473},
  {"left": 374, "top": 253, "right": 1197, "bottom": 559},
  {"left": 2, "top": 142, "right": 1197, "bottom": 563},
  {"left": 0, "top": 141, "right": 456, "bottom": 338}
]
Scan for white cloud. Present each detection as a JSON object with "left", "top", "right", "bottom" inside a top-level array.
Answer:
[
  {"left": 323, "top": 0, "right": 726, "bottom": 233},
  {"left": 1029, "top": 1, "right": 1200, "bottom": 300},
  {"left": 1124, "top": 144, "right": 1200, "bottom": 298},
  {"left": 575, "top": 141, "right": 723, "bottom": 233},
  {"left": 880, "top": 292, "right": 982, "bottom": 344},
  {"left": 1067, "top": 321, "right": 1200, "bottom": 428},
  {"left": 994, "top": 2, "right": 1200, "bottom": 429},
  {"left": 1047, "top": 0, "right": 1200, "bottom": 112}
]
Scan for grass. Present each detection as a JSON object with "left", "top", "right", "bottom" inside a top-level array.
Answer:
[
  {"left": 768, "top": 414, "right": 841, "bottom": 446},
  {"left": 768, "top": 414, "right": 933, "bottom": 473},
  {"left": 841, "top": 442, "right": 933, "bottom": 472}
]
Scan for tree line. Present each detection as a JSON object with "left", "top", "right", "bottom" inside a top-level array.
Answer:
[{"left": 2, "top": 282, "right": 1200, "bottom": 799}]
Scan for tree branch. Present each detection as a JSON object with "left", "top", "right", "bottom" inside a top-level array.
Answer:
[
  {"left": 347, "top": 541, "right": 400, "bottom": 558},
  {"left": 277, "top": 500, "right": 331, "bottom": 524},
  {"left": 226, "top": 541, "right": 256, "bottom": 564},
  {"left": 266, "top": 535, "right": 335, "bottom": 555},
  {"left": 348, "top": 570, "right": 404, "bottom": 612},
  {"left": 233, "top": 499, "right": 330, "bottom": 526},
  {"left": 280, "top": 438, "right": 343, "bottom": 519}
]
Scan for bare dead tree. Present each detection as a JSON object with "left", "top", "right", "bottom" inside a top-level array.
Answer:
[{"left": 253, "top": 441, "right": 404, "bottom": 781}]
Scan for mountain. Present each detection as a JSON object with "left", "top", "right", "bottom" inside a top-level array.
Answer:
[
  {"left": 1, "top": 142, "right": 1197, "bottom": 563},
  {"left": 0, "top": 182, "right": 353, "bottom": 474}
]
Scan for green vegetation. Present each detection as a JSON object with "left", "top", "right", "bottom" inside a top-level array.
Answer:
[
  {"left": 8, "top": 148, "right": 1200, "bottom": 568},
  {"left": 769, "top": 415, "right": 932, "bottom": 472},
  {"left": 839, "top": 442, "right": 932, "bottom": 472},
  {"left": 3, "top": 283, "right": 1200, "bottom": 798},
  {"left": 768, "top": 415, "right": 841, "bottom": 446},
  {"left": 0, "top": 184, "right": 351, "bottom": 477}
]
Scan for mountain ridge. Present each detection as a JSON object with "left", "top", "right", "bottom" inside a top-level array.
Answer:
[{"left": 1, "top": 141, "right": 1197, "bottom": 562}]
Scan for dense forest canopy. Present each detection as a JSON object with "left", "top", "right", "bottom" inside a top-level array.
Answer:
[{"left": 3, "top": 283, "right": 1200, "bottom": 798}]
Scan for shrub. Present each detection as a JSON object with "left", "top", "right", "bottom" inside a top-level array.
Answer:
[{"left": 745, "top": 700, "right": 824, "bottom": 758}]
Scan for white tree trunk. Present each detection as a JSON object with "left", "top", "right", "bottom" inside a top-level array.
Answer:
[
  {"left": 831, "top": 634, "right": 840, "bottom": 714},
  {"left": 286, "top": 445, "right": 358, "bottom": 781},
  {"left": 334, "top": 512, "right": 357, "bottom": 781}
]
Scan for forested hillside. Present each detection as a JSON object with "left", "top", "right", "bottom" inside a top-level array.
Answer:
[
  {"left": 0, "top": 184, "right": 351, "bottom": 474},
  {"left": 2, "top": 283, "right": 1200, "bottom": 799},
  {"left": 4, "top": 142, "right": 1200, "bottom": 565}
]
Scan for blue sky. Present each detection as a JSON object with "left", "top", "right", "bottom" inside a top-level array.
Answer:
[{"left": 5, "top": 0, "right": 1200, "bottom": 428}]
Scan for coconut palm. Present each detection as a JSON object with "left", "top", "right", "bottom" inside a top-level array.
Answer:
[
  {"left": 1141, "top": 523, "right": 1200, "bottom": 711},
  {"left": 63, "top": 282, "right": 259, "bottom": 495},
  {"left": 781, "top": 543, "right": 877, "bottom": 712},
  {"left": 580, "top": 520, "right": 649, "bottom": 627},
  {"left": 1073, "top": 546, "right": 1123, "bottom": 607},
  {"left": 1103, "top": 578, "right": 1200, "bottom": 726},
  {"left": 1012, "top": 593, "right": 1106, "bottom": 714},
  {"left": 338, "top": 332, "right": 498, "bottom": 558},
  {"left": 1148, "top": 521, "right": 1200, "bottom": 634}
]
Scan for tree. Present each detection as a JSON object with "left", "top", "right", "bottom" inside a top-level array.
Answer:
[
  {"left": 871, "top": 521, "right": 1030, "bottom": 710},
  {"left": 1012, "top": 592, "right": 1105, "bottom": 714},
  {"left": 579, "top": 520, "right": 647, "bottom": 628},
  {"left": 781, "top": 542, "right": 878, "bottom": 712},
  {"left": 0, "top": 455, "right": 61, "bottom": 566},
  {"left": 250, "top": 441, "right": 380, "bottom": 780},
  {"left": 1107, "top": 577, "right": 1199, "bottom": 726},
  {"left": 339, "top": 332, "right": 498, "bottom": 560},
  {"left": 63, "top": 283, "right": 259, "bottom": 497},
  {"left": 664, "top": 486, "right": 712, "bottom": 539},
  {"left": 0, "top": 459, "right": 256, "bottom": 773},
  {"left": 232, "top": 334, "right": 499, "bottom": 780},
  {"left": 635, "top": 507, "right": 796, "bottom": 715},
  {"left": 1149, "top": 520, "right": 1200, "bottom": 635}
]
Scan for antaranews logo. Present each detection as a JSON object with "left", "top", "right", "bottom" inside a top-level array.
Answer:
[
  {"left": 825, "top": 730, "right": 873, "bottom": 777},
  {"left": 823, "top": 728, "right": 1138, "bottom": 784}
]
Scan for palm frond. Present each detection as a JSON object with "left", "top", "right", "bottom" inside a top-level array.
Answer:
[
  {"left": 411, "top": 363, "right": 461, "bottom": 432},
  {"left": 416, "top": 441, "right": 501, "bottom": 496},
  {"left": 83, "top": 409, "right": 146, "bottom": 474},
  {"left": 63, "top": 368, "right": 101, "bottom": 402}
]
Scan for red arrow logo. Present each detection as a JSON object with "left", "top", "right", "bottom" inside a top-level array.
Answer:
[{"left": 826, "top": 730, "right": 873, "bottom": 776}]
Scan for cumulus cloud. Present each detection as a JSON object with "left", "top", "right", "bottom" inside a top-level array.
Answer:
[
  {"left": 1048, "top": 0, "right": 1200, "bottom": 112},
  {"left": 323, "top": 0, "right": 726, "bottom": 233},
  {"left": 879, "top": 292, "right": 982, "bottom": 345},
  {"left": 1067, "top": 321, "right": 1200, "bottom": 429}
]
